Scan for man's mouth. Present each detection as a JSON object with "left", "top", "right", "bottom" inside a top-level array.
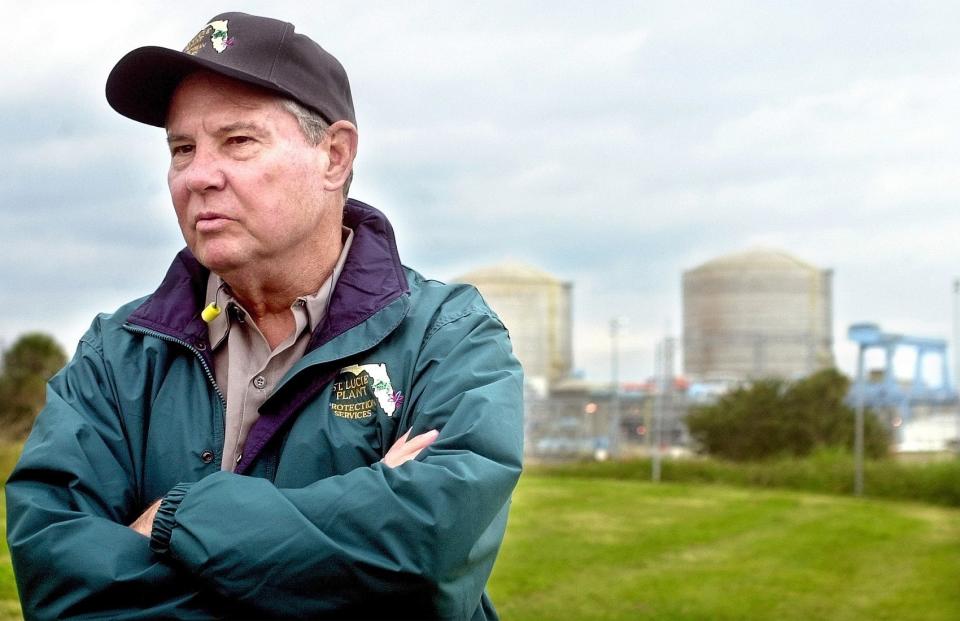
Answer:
[{"left": 195, "top": 212, "right": 233, "bottom": 232}]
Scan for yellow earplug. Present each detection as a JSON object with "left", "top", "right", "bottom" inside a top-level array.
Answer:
[{"left": 201, "top": 303, "right": 222, "bottom": 323}]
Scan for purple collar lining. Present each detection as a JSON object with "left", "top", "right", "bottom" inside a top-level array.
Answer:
[{"left": 125, "top": 198, "right": 410, "bottom": 473}]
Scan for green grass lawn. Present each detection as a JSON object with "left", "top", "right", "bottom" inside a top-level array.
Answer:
[
  {"left": 0, "top": 450, "right": 956, "bottom": 620},
  {"left": 489, "top": 476, "right": 960, "bottom": 621}
]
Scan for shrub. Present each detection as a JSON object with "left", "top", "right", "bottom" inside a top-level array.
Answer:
[
  {"left": 0, "top": 332, "right": 67, "bottom": 440},
  {"left": 528, "top": 450, "right": 960, "bottom": 507},
  {"left": 685, "top": 368, "right": 891, "bottom": 461}
]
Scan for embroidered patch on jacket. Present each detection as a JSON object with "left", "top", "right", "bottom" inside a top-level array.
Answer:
[
  {"left": 183, "top": 19, "right": 234, "bottom": 55},
  {"left": 330, "top": 363, "right": 402, "bottom": 419}
]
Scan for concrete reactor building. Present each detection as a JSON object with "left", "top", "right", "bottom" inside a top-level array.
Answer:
[
  {"left": 455, "top": 262, "right": 573, "bottom": 388},
  {"left": 683, "top": 248, "right": 834, "bottom": 381}
]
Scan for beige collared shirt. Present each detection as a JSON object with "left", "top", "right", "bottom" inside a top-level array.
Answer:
[{"left": 205, "top": 228, "right": 354, "bottom": 471}]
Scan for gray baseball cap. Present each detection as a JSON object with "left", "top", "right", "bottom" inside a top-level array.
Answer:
[{"left": 106, "top": 12, "right": 356, "bottom": 127}]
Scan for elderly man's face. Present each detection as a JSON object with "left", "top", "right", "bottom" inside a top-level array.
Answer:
[{"left": 165, "top": 72, "right": 335, "bottom": 276}]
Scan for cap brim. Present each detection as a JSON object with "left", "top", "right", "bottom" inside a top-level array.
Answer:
[{"left": 105, "top": 46, "right": 297, "bottom": 128}]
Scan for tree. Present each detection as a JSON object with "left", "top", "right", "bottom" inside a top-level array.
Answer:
[
  {"left": 0, "top": 333, "right": 68, "bottom": 440},
  {"left": 686, "top": 368, "right": 890, "bottom": 461}
]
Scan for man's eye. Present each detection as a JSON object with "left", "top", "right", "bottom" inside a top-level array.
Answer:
[
  {"left": 227, "top": 136, "right": 253, "bottom": 146},
  {"left": 171, "top": 144, "right": 194, "bottom": 156}
]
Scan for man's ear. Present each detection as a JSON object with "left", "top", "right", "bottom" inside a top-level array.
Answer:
[{"left": 322, "top": 120, "right": 358, "bottom": 193}]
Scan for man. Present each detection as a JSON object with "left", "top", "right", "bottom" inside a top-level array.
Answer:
[{"left": 6, "top": 12, "right": 523, "bottom": 620}]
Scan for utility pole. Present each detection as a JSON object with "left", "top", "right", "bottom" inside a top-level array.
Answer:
[
  {"left": 854, "top": 342, "right": 865, "bottom": 496},
  {"left": 609, "top": 318, "right": 625, "bottom": 458},
  {"left": 652, "top": 338, "right": 666, "bottom": 483},
  {"left": 954, "top": 280, "right": 960, "bottom": 454},
  {"left": 954, "top": 280, "right": 960, "bottom": 390}
]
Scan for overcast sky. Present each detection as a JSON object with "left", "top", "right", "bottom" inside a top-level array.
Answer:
[{"left": 3, "top": 1, "right": 960, "bottom": 382}]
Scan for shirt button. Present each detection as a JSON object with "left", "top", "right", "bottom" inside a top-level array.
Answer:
[
  {"left": 200, "top": 450, "right": 215, "bottom": 464},
  {"left": 253, "top": 375, "right": 267, "bottom": 389}
]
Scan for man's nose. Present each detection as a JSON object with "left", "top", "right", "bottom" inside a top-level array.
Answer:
[{"left": 184, "top": 147, "right": 226, "bottom": 194}]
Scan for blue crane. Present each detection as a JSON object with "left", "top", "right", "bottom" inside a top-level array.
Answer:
[{"left": 847, "top": 323, "right": 958, "bottom": 426}]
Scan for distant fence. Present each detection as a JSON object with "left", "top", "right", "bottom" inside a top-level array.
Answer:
[{"left": 524, "top": 389, "right": 690, "bottom": 461}]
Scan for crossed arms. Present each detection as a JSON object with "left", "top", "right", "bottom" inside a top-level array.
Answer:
[{"left": 127, "top": 428, "right": 440, "bottom": 536}]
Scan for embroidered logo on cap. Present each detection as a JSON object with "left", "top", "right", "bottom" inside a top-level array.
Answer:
[
  {"left": 330, "top": 363, "right": 403, "bottom": 420},
  {"left": 183, "top": 20, "right": 234, "bottom": 55}
]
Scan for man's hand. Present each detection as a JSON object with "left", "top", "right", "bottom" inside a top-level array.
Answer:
[
  {"left": 129, "top": 498, "right": 162, "bottom": 537},
  {"left": 382, "top": 429, "right": 439, "bottom": 468}
]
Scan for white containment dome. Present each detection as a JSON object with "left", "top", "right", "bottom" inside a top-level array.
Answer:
[
  {"left": 682, "top": 248, "right": 834, "bottom": 381},
  {"left": 454, "top": 262, "right": 573, "bottom": 387}
]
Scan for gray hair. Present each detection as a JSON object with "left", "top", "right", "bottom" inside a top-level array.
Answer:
[{"left": 280, "top": 98, "right": 353, "bottom": 198}]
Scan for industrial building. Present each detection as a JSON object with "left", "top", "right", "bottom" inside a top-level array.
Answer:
[
  {"left": 454, "top": 262, "right": 573, "bottom": 388},
  {"left": 683, "top": 248, "right": 834, "bottom": 381}
]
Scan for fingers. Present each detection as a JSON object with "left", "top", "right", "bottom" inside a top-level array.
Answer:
[
  {"left": 128, "top": 498, "right": 162, "bottom": 537},
  {"left": 403, "top": 429, "right": 440, "bottom": 454},
  {"left": 387, "top": 428, "right": 412, "bottom": 453},
  {"left": 381, "top": 429, "right": 439, "bottom": 468}
]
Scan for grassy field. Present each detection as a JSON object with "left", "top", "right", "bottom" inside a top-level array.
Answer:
[
  {"left": 488, "top": 476, "right": 960, "bottom": 621},
  {"left": 0, "top": 446, "right": 957, "bottom": 619}
]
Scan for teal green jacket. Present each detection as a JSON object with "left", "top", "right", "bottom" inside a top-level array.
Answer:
[{"left": 6, "top": 200, "right": 524, "bottom": 620}]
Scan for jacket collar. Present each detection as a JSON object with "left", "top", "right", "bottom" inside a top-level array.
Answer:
[{"left": 126, "top": 198, "right": 410, "bottom": 351}]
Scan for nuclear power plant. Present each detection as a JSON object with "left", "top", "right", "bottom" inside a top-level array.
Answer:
[
  {"left": 449, "top": 249, "right": 955, "bottom": 457},
  {"left": 683, "top": 248, "right": 834, "bottom": 381},
  {"left": 454, "top": 262, "right": 573, "bottom": 387}
]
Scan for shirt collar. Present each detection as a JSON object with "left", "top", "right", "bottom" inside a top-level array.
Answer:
[{"left": 204, "top": 227, "right": 355, "bottom": 349}]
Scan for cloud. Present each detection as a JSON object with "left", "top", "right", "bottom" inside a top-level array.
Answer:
[{"left": 4, "top": 1, "right": 960, "bottom": 383}]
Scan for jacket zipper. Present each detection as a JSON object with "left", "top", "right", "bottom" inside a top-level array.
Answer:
[
  {"left": 123, "top": 324, "right": 228, "bottom": 471},
  {"left": 124, "top": 324, "right": 226, "bottom": 407}
]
